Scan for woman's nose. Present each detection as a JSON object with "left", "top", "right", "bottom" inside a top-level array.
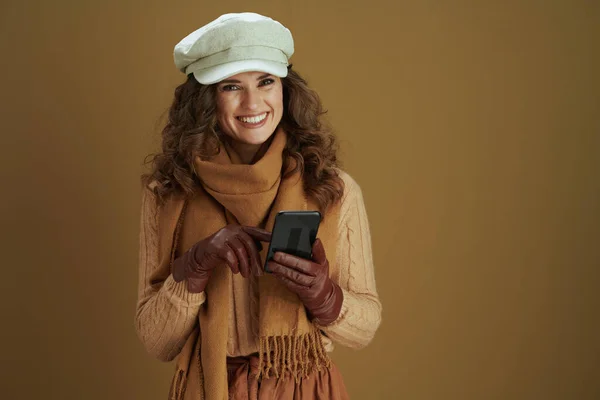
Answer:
[{"left": 241, "top": 89, "right": 260, "bottom": 110}]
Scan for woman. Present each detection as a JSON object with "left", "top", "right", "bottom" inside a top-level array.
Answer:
[{"left": 136, "top": 12, "right": 382, "bottom": 400}]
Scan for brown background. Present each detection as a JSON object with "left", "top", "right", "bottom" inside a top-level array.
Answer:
[{"left": 1, "top": 0, "right": 599, "bottom": 399}]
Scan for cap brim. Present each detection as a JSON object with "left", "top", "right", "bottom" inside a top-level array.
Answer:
[{"left": 192, "top": 60, "right": 288, "bottom": 85}]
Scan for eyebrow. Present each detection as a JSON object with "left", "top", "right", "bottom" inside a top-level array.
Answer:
[{"left": 219, "top": 73, "right": 272, "bottom": 84}]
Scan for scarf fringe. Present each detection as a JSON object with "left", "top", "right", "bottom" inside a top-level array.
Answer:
[
  {"left": 168, "top": 368, "right": 186, "bottom": 400},
  {"left": 257, "top": 329, "right": 331, "bottom": 383}
]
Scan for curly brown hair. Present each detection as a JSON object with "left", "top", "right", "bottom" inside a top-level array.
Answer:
[{"left": 141, "top": 66, "right": 345, "bottom": 213}]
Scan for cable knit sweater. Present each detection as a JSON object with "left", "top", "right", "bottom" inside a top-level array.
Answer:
[{"left": 135, "top": 170, "right": 382, "bottom": 362}]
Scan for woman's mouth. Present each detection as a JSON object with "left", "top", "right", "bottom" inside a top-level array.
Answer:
[{"left": 236, "top": 112, "right": 269, "bottom": 128}]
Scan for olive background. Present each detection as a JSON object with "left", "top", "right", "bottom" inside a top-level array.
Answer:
[{"left": 1, "top": 1, "right": 598, "bottom": 399}]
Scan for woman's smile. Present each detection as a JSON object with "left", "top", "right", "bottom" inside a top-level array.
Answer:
[{"left": 236, "top": 112, "right": 269, "bottom": 128}]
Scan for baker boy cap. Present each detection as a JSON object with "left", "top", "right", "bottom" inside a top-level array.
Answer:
[{"left": 173, "top": 12, "right": 294, "bottom": 85}]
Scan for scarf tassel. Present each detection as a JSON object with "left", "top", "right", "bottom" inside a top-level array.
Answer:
[
  {"left": 168, "top": 368, "right": 187, "bottom": 400},
  {"left": 257, "top": 329, "right": 331, "bottom": 383}
]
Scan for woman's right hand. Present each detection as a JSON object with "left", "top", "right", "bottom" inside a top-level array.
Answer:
[{"left": 171, "top": 225, "right": 272, "bottom": 293}]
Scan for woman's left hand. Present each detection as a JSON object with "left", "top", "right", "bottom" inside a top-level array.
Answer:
[{"left": 266, "top": 238, "right": 343, "bottom": 325}]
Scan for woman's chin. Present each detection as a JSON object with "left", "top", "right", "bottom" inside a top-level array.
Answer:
[{"left": 239, "top": 130, "right": 275, "bottom": 146}]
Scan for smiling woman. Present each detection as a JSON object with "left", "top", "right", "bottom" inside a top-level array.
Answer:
[{"left": 136, "top": 12, "right": 381, "bottom": 400}]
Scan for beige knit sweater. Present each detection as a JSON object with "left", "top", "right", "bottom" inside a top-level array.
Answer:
[{"left": 135, "top": 170, "right": 382, "bottom": 362}]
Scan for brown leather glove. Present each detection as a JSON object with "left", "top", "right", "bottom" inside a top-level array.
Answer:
[
  {"left": 266, "top": 238, "right": 343, "bottom": 326},
  {"left": 172, "top": 225, "right": 271, "bottom": 293}
]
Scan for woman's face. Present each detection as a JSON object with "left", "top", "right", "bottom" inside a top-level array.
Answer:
[{"left": 215, "top": 71, "right": 284, "bottom": 147}]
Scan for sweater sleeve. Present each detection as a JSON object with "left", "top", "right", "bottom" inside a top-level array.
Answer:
[
  {"left": 318, "top": 172, "right": 382, "bottom": 349},
  {"left": 134, "top": 185, "right": 206, "bottom": 362}
]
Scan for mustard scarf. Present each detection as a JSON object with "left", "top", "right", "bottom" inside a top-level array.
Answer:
[{"left": 155, "top": 128, "right": 341, "bottom": 399}]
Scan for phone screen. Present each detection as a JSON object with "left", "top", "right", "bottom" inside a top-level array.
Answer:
[{"left": 264, "top": 211, "right": 321, "bottom": 272}]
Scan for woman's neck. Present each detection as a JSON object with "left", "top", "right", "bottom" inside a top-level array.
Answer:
[{"left": 227, "top": 135, "right": 275, "bottom": 165}]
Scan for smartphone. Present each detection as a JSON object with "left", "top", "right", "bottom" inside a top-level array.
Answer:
[{"left": 264, "top": 210, "right": 321, "bottom": 273}]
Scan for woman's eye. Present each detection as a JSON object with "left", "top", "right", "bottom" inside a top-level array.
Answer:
[
  {"left": 259, "top": 78, "right": 274, "bottom": 86},
  {"left": 221, "top": 85, "right": 239, "bottom": 91}
]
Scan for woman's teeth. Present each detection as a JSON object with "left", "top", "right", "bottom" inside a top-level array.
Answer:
[{"left": 237, "top": 113, "right": 267, "bottom": 124}]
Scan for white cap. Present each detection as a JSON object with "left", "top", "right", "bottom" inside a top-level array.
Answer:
[{"left": 173, "top": 13, "right": 294, "bottom": 84}]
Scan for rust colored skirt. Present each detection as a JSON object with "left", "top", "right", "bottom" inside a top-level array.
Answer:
[{"left": 226, "top": 355, "right": 350, "bottom": 400}]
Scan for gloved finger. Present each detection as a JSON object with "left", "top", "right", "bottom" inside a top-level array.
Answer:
[
  {"left": 217, "top": 245, "right": 240, "bottom": 275},
  {"left": 273, "top": 251, "right": 319, "bottom": 276},
  {"left": 237, "top": 231, "right": 264, "bottom": 277},
  {"left": 270, "top": 266, "right": 310, "bottom": 294},
  {"left": 241, "top": 226, "right": 272, "bottom": 243},
  {"left": 268, "top": 261, "right": 313, "bottom": 286},
  {"left": 228, "top": 236, "right": 250, "bottom": 278},
  {"left": 311, "top": 238, "right": 327, "bottom": 265}
]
